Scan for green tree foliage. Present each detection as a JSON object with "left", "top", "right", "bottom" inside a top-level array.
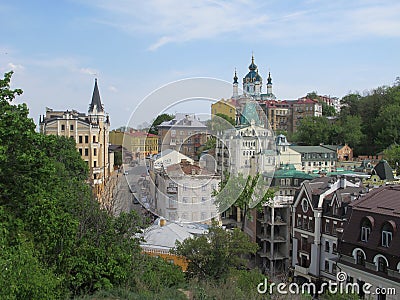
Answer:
[
  {"left": 172, "top": 223, "right": 259, "bottom": 281},
  {"left": 383, "top": 144, "right": 400, "bottom": 174},
  {"left": 0, "top": 72, "right": 186, "bottom": 298},
  {"left": 148, "top": 113, "right": 174, "bottom": 135},
  {"left": 321, "top": 102, "right": 336, "bottom": 116},
  {"left": 293, "top": 116, "right": 333, "bottom": 145},
  {"left": 214, "top": 173, "right": 274, "bottom": 231},
  {"left": 207, "top": 113, "right": 236, "bottom": 132}
]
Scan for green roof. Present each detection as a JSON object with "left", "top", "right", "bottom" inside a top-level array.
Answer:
[
  {"left": 269, "top": 164, "right": 315, "bottom": 179},
  {"left": 290, "top": 145, "right": 336, "bottom": 153}
]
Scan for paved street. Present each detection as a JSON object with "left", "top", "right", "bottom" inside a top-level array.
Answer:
[{"left": 112, "top": 163, "right": 153, "bottom": 220}]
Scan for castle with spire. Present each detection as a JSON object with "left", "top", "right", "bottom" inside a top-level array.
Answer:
[{"left": 39, "top": 79, "right": 112, "bottom": 199}]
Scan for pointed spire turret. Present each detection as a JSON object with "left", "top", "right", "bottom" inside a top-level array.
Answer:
[
  {"left": 89, "top": 78, "right": 104, "bottom": 113},
  {"left": 248, "top": 54, "right": 257, "bottom": 71},
  {"left": 233, "top": 68, "right": 238, "bottom": 84},
  {"left": 267, "top": 71, "right": 272, "bottom": 85}
]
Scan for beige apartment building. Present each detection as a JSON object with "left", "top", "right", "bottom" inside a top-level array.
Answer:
[{"left": 39, "top": 79, "right": 112, "bottom": 198}]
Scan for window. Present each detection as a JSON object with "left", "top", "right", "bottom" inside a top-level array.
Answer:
[
  {"left": 332, "top": 264, "right": 337, "bottom": 275},
  {"left": 325, "top": 221, "right": 330, "bottom": 234},
  {"left": 85, "top": 135, "right": 89, "bottom": 143},
  {"left": 382, "top": 223, "right": 393, "bottom": 247},
  {"left": 301, "top": 198, "right": 309, "bottom": 213},
  {"left": 286, "top": 178, "right": 290, "bottom": 186},
  {"left": 201, "top": 212, "right": 207, "bottom": 220},
  {"left": 301, "top": 237, "right": 307, "bottom": 251},
  {"left": 183, "top": 184, "right": 187, "bottom": 191},
  {"left": 93, "top": 161, "right": 97, "bottom": 167},
  {"left": 303, "top": 216, "right": 307, "bottom": 230},
  {"left": 325, "top": 260, "right": 330, "bottom": 272},
  {"left": 202, "top": 185, "right": 206, "bottom": 192},
  {"left": 201, "top": 197, "right": 206, "bottom": 204},
  {"left": 79, "top": 135, "right": 83, "bottom": 143},
  {"left": 297, "top": 216, "right": 302, "bottom": 227},
  {"left": 79, "top": 148, "right": 83, "bottom": 155},
  {"left": 361, "top": 218, "right": 372, "bottom": 242},
  {"left": 70, "top": 124, "right": 74, "bottom": 130},
  {"left": 280, "top": 179, "right": 285, "bottom": 186},
  {"left": 93, "top": 135, "right": 96, "bottom": 143},
  {"left": 377, "top": 257, "right": 388, "bottom": 273},
  {"left": 84, "top": 148, "right": 89, "bottom": 156},
  {"left": 332, "top": 222, "right": 337, "bottom": 236},
  {"left": 61, "top": 124, "right": 65, "bottom": 130},
  {"left": 182, "top": 197, "right": 188, "bottom": 203},
  {"left": 169, "top": 197, "right": 176, "bottom": 208},
  {"left": 94, "top": 148, "right": 97, "bottom": 156},
  {"left": 332, "top": 243, "right": 337, "bottom": 254},
  {"left": 325, "top": 241, "right": 330, "bottom": 252},
  {"left": 294, "top": 179, "right": 299, "bottom": 186},
  {"left": 356, "top": 250, "right": 365, "bottom": 266}
]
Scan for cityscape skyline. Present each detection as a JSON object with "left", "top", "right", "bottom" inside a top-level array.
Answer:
[{"left": 1, "top": 0, "right": 400, "bottom": 129}]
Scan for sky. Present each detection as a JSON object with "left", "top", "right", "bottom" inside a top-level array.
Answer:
[{"left": 1, "top": 0, "right": 400, "bottom": 129}]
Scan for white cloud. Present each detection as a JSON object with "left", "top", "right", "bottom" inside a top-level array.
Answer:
[
  {"left": 7, "top": 62, "right": 24, "bottom": 71},
  {"left": 82, "top": 0, "right": 400, "bottom": 49},
  {"left": 108, "top": 85, "right": 118, "bottom": 93},
  {"left": 79, "top": 67, "right": 99, "bottom": 76}
]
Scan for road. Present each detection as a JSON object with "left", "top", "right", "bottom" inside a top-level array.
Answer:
[{"left": 112, "top": 163, "right": 153, "bottom": 219}]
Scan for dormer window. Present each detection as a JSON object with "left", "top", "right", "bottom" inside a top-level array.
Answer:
[
  {"left": 381, "top": 222, "right": 394, "bottom": 248},
  {"left": 360, "top": 218, "right": 372, "bottom": 242},
  {"left": 356, "top": 251, "right": 365, "bottom": 266},
  {"left": 374, "top": 255, "right": 389, "bottom": 274}
]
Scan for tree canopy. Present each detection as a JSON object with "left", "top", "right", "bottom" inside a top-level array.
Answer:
[
  {"left": 0, "top": 72, "right": 185, "bottom": 298},
  {"left": 148, "top": 113, "right": 174, "bottom": 135},
  {"left": 172, "top": 222, "right": 259, "bottom": 281},
  {"left": 214, "top": 173, "right": 274, "bottom": 231}
]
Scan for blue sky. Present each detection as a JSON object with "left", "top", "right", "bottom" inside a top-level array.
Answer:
[{"left": 1, "top": 0, "right": 400, "bottom": 129}]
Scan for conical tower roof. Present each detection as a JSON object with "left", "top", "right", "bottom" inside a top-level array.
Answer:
[{"left": 89, "top": 78, "right": 104, "bottom": 112}]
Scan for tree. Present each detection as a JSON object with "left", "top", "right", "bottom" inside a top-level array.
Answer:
[
  {"left": 207, "top": 113, "right": 235, "bottom": 132},
  {"left": 375, "top": 104, "right": 400, "bottom": 147},
  {"left": 383, "top": 144, "right": 400, "bottom": 174},
  {"left": 321, "top": 102, "right": 336, "bottom": 116},
  {"left": 293, "top": 116, "right": 333, "bottom": 145},
  {"left": 148, "top": 113, "right": 174, "bottom": 135},
  {"left": 172, "top": 223, "right": 259, "bottom": 281},
  {"left": 214, "top": 173, "right": 274, "bottom": 231},
  {"left": 306, "top": 91, "right": 319, "bottom": 100}
]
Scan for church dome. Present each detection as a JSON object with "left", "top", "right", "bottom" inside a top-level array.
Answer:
[{"left": 244, "top": 55, "right": 262, "bottom": 83}]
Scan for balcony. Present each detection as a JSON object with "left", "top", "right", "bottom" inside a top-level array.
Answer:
[
  {"left": 257, "top": 250, "right": 286, "bottom": 260},
  {"left": 295, "top": 265, "right": 309, "bottom": 275},
  {"left": 92, "top": 167, "right": 102, "bottom": 174},
  {"left": 257, "top": 233, "right": 286, "bottom": 243}
]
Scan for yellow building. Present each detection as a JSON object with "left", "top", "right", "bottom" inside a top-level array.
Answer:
[
  {"left": 110, "top": 130, "right": 158, "bottom": 160},
  {"left": 39, "top": 79, "right": 112, "bottom": 198},
  {"left": 211, "top": 98, "right": 236, "bottom": 122}
]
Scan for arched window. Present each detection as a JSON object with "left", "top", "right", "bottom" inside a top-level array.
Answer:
[
  {"left": 360, "top": 217, "right": 372, "bottom": 242},
  {"left": 381, "top": 222, "right": 394, "bottom": 248},
  {"left": 373, "top": 255, "right": 389, "bottom": 274},
  {"left": 356, "top": 250, "right": 365, "bottom": 266},
  {"left": 352, "top": 248, "right": 366, "bottom": 266}
]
